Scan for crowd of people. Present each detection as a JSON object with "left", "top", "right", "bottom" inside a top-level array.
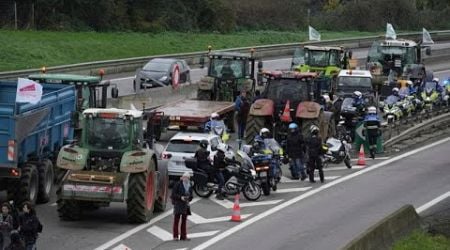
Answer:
[{"left": 0, "top": 201, "right": 42, "bottom": 250}]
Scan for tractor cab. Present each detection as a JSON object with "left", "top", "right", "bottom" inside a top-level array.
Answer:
[
  {"left": 198, "top": 48, "right": 260, "bottom": 101},
  {"left": 292, "top": 45, "right": 353, "bottom": 76}
]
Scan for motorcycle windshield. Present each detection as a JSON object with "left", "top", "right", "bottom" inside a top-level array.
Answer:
[
  {"left": 341, "top": 98, "right": 356, "bottom": 111},
  {"left": 424, "top": 82, "right": 436, "bottom": 93},
  {"left": 263, "top": 138, "right": 282, "bottom": 154},
  {"left": 385, "top": 95, "right": 399, "bottom": 105},
  {"left": 235, "top": 150, "right": 255, "bottom": 170}
]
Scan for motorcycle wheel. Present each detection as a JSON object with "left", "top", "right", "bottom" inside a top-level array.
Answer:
[
  {"left": 344, "top": 155, "right": 352, "bottom": 169},
  {"left": 193, "top": 184, "right": 213, "bottom": 198},
  {"left": 261, "top": 182, "right": 271, "bottom": 196},
  {"left": 243, "top": 181, "right": 262, "bottom": 201},
  {"left": 272, "top": 183, "right": 278, "bottom": 191}
]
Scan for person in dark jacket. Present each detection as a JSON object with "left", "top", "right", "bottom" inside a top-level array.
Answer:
[
  {"left": 213, "top": 144, "right": 229, "bottom": 200},
  {"left": 306, "top": 125, "right": 325, "bottom": 183},
  {"left": 171, "top": 172, "right": 194, "bottom": 241},
  {"left": 235, "top": 90, "right": 251, "bottom": 139},
  {"left": 286, "top": 123, "right": 306, "bottom": 180},
  {"left": 0, "top": 203, "right": 14, "bottom": 250},
  {"left": 18, "top": 202, "right": 42, "bottom": 250},
  {"left": 4, "top": 231, "right": 25, "bottom": 250},
  {"left": 194, "top": 140, "right": 213, "bottom": 181}
]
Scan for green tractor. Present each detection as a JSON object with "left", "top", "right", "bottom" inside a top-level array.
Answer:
[
  {"left": 197, "top": 47, "right": 262, "bottom": 101},
  {"left": 55, "top": 108, "right": 169, "bottom": 223},
  {"left": 28, "top": 72, "right": 119, "bottom": 137},
  {"left": 291, "top": 45, "right": 354, "bottom": 76},
  {"left": 366, "top": 38, "right": 432, "bottom": 99}
]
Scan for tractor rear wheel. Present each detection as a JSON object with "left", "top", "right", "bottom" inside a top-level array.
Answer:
[
  {"left": 37, "top": 160, "right": 54, "bottom": 204},
  {"left": 155, "top": 162, "right": 169, "bottom": 212},
  {"left": 56, "top": 185, "right": 82, "bottom": 221},
  {"left": 245, "top": 115, "right": 267, "bottom": 143},
  {"left": 127, "top": 170, "right": 157, "bottom": 223},
  {"left": 14, "top": 164, "right": 39, "bottom": 206}
]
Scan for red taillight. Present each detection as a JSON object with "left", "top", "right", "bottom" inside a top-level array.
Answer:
[
  {"left": 63, "top": 147, "right": 78, "bottom": 154},
  {"left": 7, "top": 140, "right": 15, "bottom": 161},
  {"left": 10, "top": 168, "right": 20, "bottom": 177},
  {"left": 162, "top": 152, "right": 170, "bottom": 159},
  {"left": 131, "top": 151, "right": 146, "bottom": 156}
]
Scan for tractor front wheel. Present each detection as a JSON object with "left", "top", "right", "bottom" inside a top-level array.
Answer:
[{"left": 127, "top": 170, "right": 157, "bottom": 223}]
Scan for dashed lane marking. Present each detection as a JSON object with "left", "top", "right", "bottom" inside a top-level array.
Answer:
[
  {"left": 189, "top": 212, "right": 252, "bottom": 224},
  {"left": 209, "top": 197, "right": 283, "bottom": 209},
  {"left": 147, "top": 225, "right": 220, "bottom": 241}
]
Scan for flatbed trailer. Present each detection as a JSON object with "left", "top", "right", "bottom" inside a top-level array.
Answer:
[{"left": 147, "top": 100, "right": 235, "bottom": 140}]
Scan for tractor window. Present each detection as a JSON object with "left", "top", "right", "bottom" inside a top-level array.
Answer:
[
  {"left": 309, "top": 50, "right": 330, "bottom": 67},
  {"left": 86, "top": 118, "right": 131, "bottom": 150},
  {"left": 210, "top": 59, "right": 245, "bottom": 78},
  {"left": 265, "top": 79, "right": 309, "bottom": 101},
  {"left": 329, "top": 51, "right": 340, "bottom": 66},
  {"left": 292, "top": 48, "right": 306, "bottom": 66},
  {"left": 337, "top": 76, "right": 372, "bottom": 93}
]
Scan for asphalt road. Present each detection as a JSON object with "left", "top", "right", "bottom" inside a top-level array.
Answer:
[{"left": 1, "top": 43, "right": 450, "bottom": 250}]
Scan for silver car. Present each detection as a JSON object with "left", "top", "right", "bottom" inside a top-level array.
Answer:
[{"left": 163, "top": 132, "right": 222, "bottom": 179}]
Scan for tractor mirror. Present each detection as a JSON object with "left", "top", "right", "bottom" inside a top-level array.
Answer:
[
  {"left": 111, "top": 87, "right": 119, "bottom": 98},
  {"left": 425, "top": 47, "right": 431, "bottom": 56},
  {"left": 199, "top": 57, "right": 205, "bottom": 69},
  {"left": 258, "top": 61, "right": 263, "bottom": 70}
]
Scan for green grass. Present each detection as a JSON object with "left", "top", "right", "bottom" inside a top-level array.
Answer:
[
  {"left": 393, "top": 230, "right": 450, "bottom": 250},
  {"left": 0, "top": 30, "right": 381, "bottom": 72}
]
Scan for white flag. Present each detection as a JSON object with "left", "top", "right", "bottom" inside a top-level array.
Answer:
[
  {"left": 309, "top": 26, "right": 321, "bottom": 41},
  {"left": 422, "top": 28, "right": 434, "bottom": 44},
  {"left": 16, "top": 78, "right": 43, "bottom": 104},
  {"left": 386, "top": 23, "right": 397, "bottom": 40}
]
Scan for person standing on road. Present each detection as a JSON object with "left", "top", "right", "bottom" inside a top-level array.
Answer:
[
  {"left": 0, "top": 203, "right": 14, "bottom": 250},
  {"left": 286, "top": 123, "right": 307, "bottom": 181},
  {"left": 171, "top": 172, "right": 194, "bottom": 241},
  {"left": 235, "top": 90, "right": 251, "bottom": 140},
  {"left": 18, "top": 202, "right": 42, "bottom": 250},
  {"left": 306, "top": 125, "right": 325, "bottom": 183}
]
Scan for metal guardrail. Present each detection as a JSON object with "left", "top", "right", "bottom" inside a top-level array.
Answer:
[
  {"left": 383, "top": 106, "right": 450, "bottom": 147},
  {"left": 2, "top": 30, "right": 450, "bottom": 80}
]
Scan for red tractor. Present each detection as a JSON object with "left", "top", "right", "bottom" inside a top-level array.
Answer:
[{"left": 245, "top": 71, "right": 336, "bottom": 143}]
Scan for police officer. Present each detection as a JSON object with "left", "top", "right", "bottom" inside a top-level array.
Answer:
[
  {"left": 286, "top": 123, "right": 306, "bottom": 180},
  {"left": 363, "top": 106, "right": 381, "bottom": 159},
  {"left": 213, "top": 144, "right": 228, "bottom": 200},
  {"left": 306, "top": 125, "right": 325, "bottom": 183},
  {"left": 194, "top": 140, "right": 212, "bottom": 180}
]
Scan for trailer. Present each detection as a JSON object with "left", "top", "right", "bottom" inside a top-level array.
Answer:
[
  {"left": 147, "top": 100, "right": 235, "bottom": 140},
  {"left": 0, "top": 81, "right": 76, "bottom": 205}
]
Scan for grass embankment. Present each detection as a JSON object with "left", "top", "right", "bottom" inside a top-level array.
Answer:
[
  {"left": 393, "top": 230, "right": 450, "bottom": 250},
  {"left": 0, "top": 30, "right": 380, "bottom": 72}
]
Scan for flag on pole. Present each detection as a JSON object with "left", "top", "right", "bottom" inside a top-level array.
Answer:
[
  {"left": 309, "top": 26, "right": 321, "bottom": 41},
  {"left": 386, "top": 23, "right": 397, "bottom": 40},
  {"left": 16, "top": 78, "right": 43, "bottom": 104},
  {"left": 422, "top": 28, "right": 434, "bottom": 44}
]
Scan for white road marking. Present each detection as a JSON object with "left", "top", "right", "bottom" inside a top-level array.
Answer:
[
  {"left": 189, "top": 212, "right": 252, "bottom": 224},
  {"left": 111, "top": 244, "right": 131, "bottom": 250},
  {"left": 325, "top": 166, "right": 365, "bottom": 171},
  {"left": 416, "top": 191, "right": 450, "bottom": 214},
  {"left": 94, "top": 198, "right": 201, "bottom": 250},
  {"left": 109, "top": 76, "right": 135, "bottom": 82},
  {"left": 192, "top": 137, "right": 450, "bottom": 250},
  {"left": 209, "top": 197, "right": 283, "bottom": 209},
  {"left": 147, "top": 225, "right": 219, "bottom": 241},
  {"left": 280, "top": 175, "right": 340, "bottom": 183},
  {"left": 350, "top": 157, "right": 390, "bottom": 161},
  {"left": 274, "top": 187, "right": 312, "bottom": 193},
  {"left": 173, "top": 248, "right": 188, "bottom": 250},
  {"left": 49, "top": 202, "right": 57, "bottom": 206}
]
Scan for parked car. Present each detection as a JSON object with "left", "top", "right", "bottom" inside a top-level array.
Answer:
[
  {"left": 134, "top": 58, "right": 190, "bottom": 91},
  {"left": 162, "top": 132, "right": 222, "bottom": 180}
]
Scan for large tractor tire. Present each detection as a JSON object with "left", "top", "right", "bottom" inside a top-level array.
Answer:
[
  {"left": 56, "top": 185, "right": 82, "bottom": 221},
  {"left": 244, "top": 115, "right": 267, "bottom": 144},
  {"left": 197, "top": 90, "right": 212, "bottom": 100},
  {"left": 37, "top": 160, "right": 54, "bottom": 204},
  {"left": 13, "top": 164, "right": 39, "bottom": 206},
  {"left": 155, "top": 162, "right": 169, "bottom": 212},
  {"left": 127, "top": 169, "right": 157, "bottom": 223}
]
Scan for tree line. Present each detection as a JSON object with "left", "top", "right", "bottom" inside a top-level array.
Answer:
[{"left": 0, "top": 0, "right": 449, "bottom": 32}]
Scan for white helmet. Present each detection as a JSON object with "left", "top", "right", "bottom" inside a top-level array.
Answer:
[
  {"left": 406, "top": 80, "right": 413, "bottom": 86},
  {"left": 432, "top": 77, "right": 439, "bottom": 83},
  {"left": 211, "top": 112, "right": 219, "bottom": 120},
  {"left": 260, "top": 128, "right": 270, "bottom": 136},
  {"left": 216, "top": 143, "right": 228, "bottom": 153},
  {"left": 367, "top": 106, "right": 377, "bottom": 114},
  {"left": 353, "top": 91, "right": 362, "bottom": 98},
  {"left": 310, "top": 125, "right": 319, "bottom": 134},
  {"left": 322, "top": 94, "right": 331, "bottom": 103},
  {"left": 392, "top": 87, "right": 399, "bottom": 93}
]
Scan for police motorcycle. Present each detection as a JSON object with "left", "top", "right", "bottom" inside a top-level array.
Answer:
[
  {"left": 185, "top": 148, "right": 262, "bottom": 201},
  {"left": 442, "top": 78, "right": 450, "bottom": 106},
  {"left": 205, "top": 113, "right": 230, "bottom": 143},
  {"left": 397, "top": 87, "right": 415, "bottom": 117},
  {"left": 321, "top": 122, "right": 352, "bottom": 169},
  {"left": 421, "top": 81, "right": 441, "bottom": 111},
  {"left": 339, "top": 97, "right": 365, "bottom": 140},
  {"left": 243, "top": 138, "right": 285, "bottom": 196},
  {"left": 380, "top": 95, "right": 403, "bottom": 124}
]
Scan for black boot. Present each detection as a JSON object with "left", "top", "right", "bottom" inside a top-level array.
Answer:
[
  {"left": 308, "top": 169, "right": 315, "bottom": 183},
  {"left": 370, "top": 148, "right": 375, "bottom": 159},
  {"left": 319, "top": 171, "right": 325, "bottom": 183}
]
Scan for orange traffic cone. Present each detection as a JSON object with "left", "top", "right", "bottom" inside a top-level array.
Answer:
[
  {"left": 357, "top": 144, "right": 366, "bottom": 166},
  {"left": 280, "top": 100, "right": 292, "bottom": 122},
  {"left": 231, "top": 194, "right": 241, "bottom": 222}
]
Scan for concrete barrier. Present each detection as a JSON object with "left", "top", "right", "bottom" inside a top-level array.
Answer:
[
  {"left": 108, "top": 83, "right": 198, "bottom": 110},
  {"left": 342, "top": 205, "right": 421, "bottom": 250}
]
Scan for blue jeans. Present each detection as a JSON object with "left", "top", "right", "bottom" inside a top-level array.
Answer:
[
  {"left": 289, "top": 158, "right": 306, "bottom": 178},
  {"left": 238, "top": 122, "right": 246, "bottom": 139},
  {"left": 215, "top": 171, "right": 225, "bottom": 193}
]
